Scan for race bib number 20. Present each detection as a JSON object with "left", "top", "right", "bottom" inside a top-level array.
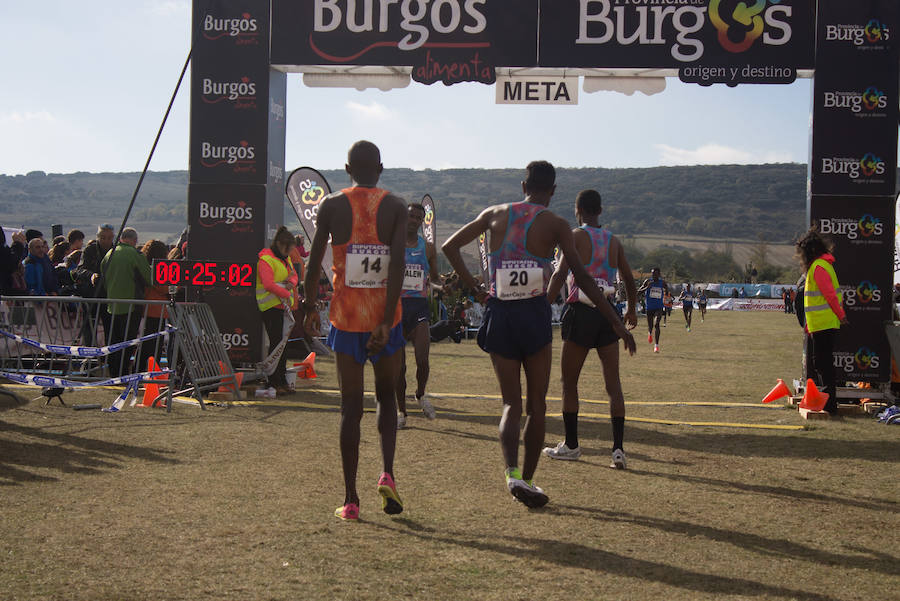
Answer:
[
  {"left": 345, "top": 244, "right": 390, "bottom": 288},
  {"left": 495, "top": 260, "right": 543, "bottom": 300}
]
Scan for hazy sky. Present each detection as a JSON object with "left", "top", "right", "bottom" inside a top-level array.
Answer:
[{"left": 1, "top": 1, "right": 821, "bottom": 176}]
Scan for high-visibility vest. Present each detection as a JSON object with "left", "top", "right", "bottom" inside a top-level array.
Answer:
[
  {"left": 804, "top": 258, "right": 841, "bottom": 332},
  {"left": 256, "top": 249, "right": 296, "bottom": 312}
]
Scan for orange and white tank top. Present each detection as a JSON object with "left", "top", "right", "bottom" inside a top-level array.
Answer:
[{"left": 329, "top": 186, "right": 402, "bottom": 333}]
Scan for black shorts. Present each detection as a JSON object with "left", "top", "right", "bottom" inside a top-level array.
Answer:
[
  {"left": 477, "top": 295, "right": 552, "bottom": 360},
  {"left": 682, "top": 304, "right": 693, "bottom": 313},
  {"left": 561, "top": 302, "right": 620, "bottom": 350},
  {"left": 647, "top": 308, "right": 664, "bottom": 322},
  {"left": 401, "top": 297, "right": 430, "bottom": 337}
]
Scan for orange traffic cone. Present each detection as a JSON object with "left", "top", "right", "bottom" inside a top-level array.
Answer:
[
  {"left": 294, "top": 352, "right": 317, "bottom": 379},
  {"left": 141, "top": 356, "right": 166, "bottom": 407},
  {"left": 217, "top": 361, "right": 244, "bottom": 394},
  {"left": 799, "top": 378, "right": 829, "bottom": 411},
  {"left": 761, "top": 379, "right": 793, "bottom": 404}
]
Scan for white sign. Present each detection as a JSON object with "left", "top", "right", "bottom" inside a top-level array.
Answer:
[{"left": 495, "top": 76, "right": 578, "bottom": 105}]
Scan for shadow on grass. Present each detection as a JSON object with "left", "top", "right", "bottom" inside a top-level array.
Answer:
[
  {"left": 625, "top": 467, "right": 899, "bottom": 512},
  {"left": 368, "top": 519, "right": 842, "bottom": 601},
  {"left": 628, "top": 424, "right": 900, "bottom": 463},
  {"left": 0, "top": 420, "right": 179, "bottom": 486},
  {"left": 555, "top": 504, "right": 900, "bottom": 578}
]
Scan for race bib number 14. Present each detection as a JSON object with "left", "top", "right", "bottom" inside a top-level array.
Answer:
[{"left": 345, "top": 244, "right": 390, "bottom": 288}]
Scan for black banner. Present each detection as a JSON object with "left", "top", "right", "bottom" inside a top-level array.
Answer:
[
  {"left": 203, "top": 287, "right": 263, "bottom": 364},
  {"left": 188, "top": 183, "right": 267, "bottom": 262},
  {"left": 808, "top": 195, "right": 894, "bottom": 382},
  {"left": 271, "top": 0, "right": 539, "bottom": 83},
  {"left": 266, "top": 69, "right": 287, "bottom": 229},
  {"left": 538, "top": 0, "right": 814, "bottom": 85},
  {"left": 190, "top": 0, "right": 271, "bottom": 184}
]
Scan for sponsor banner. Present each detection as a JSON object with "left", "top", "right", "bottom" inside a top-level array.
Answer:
[
  {"left": 834, "top": 316, "right": 890, "bottom": 382},
  {"left": 477, "top": 231, "right": 489, "bottom": 281},
  {"left": 271, "top": 0, "right": 539, "bottom": 83},
  {"left": 718, "top": 283, "right": 773, "bottom": 298},
  {"left": 539, "top": 0, "right": 814, "bottom": 82},
  {"left": 495, "top": 75, "right": 578, "bottom": 104},
  {"left": 191, "top": 0, "right": 271, "bottom": 185},
  {"left": 285, "top": 167, "right": 334, "bottom": 279},
  {"left": 188, "top": 184, "right": 266, "bottom": 262},
  {"left": 706, "top": 298, "right": 783, "bottom": 311},
  {"left": 814, "top": 0, "right": 897, "bottom": 61},
  {"left": 809, "top": 140, "right": 896, "bottom": 197},
  {"left": 895, "top": 193, "right": 900, "bottom": 286},
  {"left": 266, "top": 69, "right": 287, "bottom": 231},
  {"left": 204, "top": 287, "right": 263, "bottom": 364},
  {"left": 193, "top": 0, "right": 269, "bottom": 55},
  {"left": 808, "top": 196, "right": 894, "bottom": 252},
  {"left": 421, "top": 194, "right": 437, "bottom": 249},
  {"left": 190, "top": 133, "right": 268, "bottom": 185}
]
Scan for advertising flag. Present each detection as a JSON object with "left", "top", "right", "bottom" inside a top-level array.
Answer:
[
  {"left": 286, "top": 166, "right": 333, "bottom": 280},
  {"left": 421, "top": 194, "right": 437, "bottom": 251}
]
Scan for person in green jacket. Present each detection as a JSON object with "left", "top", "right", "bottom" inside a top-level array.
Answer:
[{"left": 101, "top": 227, "right": 151, "bottom": 377}]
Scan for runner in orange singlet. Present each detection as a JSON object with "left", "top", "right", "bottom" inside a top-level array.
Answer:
[{"left": 303, "top": 141, "right": 408, "bottom": 522}]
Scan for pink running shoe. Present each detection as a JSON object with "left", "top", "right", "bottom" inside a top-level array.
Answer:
[
  {"left": 377, "top": 472, "right": 404, "bottom": 515},
  {"left": 334, "top": 503, "right": 359, "bottom": 521}
]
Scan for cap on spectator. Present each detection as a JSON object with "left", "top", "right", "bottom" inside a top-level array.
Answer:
[{"left": 25, "top": 229, "right": 43, "bottom": 241}]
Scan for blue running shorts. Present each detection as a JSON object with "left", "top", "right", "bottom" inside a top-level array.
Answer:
[
  {"left": 327, "top": 323, "right": 405, "bottom": 365},
  {"left": 477, "top": 295, "right": 552, "bottom": 361}
]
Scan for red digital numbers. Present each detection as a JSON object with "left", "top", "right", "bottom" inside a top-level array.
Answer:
[
  {"left": 153, "top": 259, "right": 253, "bottom": 287},
  {"left": 154, "top": 260, "right": 182, "bottom": 285}
]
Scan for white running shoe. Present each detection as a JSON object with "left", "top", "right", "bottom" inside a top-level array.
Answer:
[
  {"left": 610, "top": 448, "right": 627, "bottom": 470},
  {"left": 418, "top": 394, "right": 437, "bottom": 420},
  {"left": 654, "top": 344, "right": 660, "bottom": 353},
  {"left": 506, "top": 469, "right": 549, "bottom": 508},
  {"left": 542, "top": 441, "right": 582, "bottom": 461},
  {"left": 397, "top": 412, "right": 407, "bottom": 429}
]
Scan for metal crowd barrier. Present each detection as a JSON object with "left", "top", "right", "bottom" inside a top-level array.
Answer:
[{"left": 0, "top": 296, "right": 250, "bottom": 411}]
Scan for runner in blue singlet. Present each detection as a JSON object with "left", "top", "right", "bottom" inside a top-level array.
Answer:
[
  {"left": 637, "top": 267, "right": 667, "bottom": 353},
  {"left": 396, "top": 203, "right": 441, "bottom": 427},
  {"left": 678, "top": 283, "right": 694, "bottom": 331}
]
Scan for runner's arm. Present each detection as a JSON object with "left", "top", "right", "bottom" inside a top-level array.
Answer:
[
  {"left": 546, "top": 255, "right": 569, "bottom": 302},
  {"left": 442, "top": 208, "right": 493, "bottom": 294}
]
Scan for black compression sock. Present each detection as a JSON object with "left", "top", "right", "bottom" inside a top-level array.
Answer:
[
  {"left": 563, "top": 411, "right": 579, "bottom": 449},
  {"left": 612, "top": 416, "right": 625, "bottom": 451}
]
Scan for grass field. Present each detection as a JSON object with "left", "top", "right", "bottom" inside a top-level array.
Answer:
[{"left": 2, "top": 311, "right": 899, "bottom": 601}]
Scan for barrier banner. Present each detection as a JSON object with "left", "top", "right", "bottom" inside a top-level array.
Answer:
[
  {"left": 539, "top": 0, "right": 815, "bottom": 84},
  {"left": 421, "top": 194, "right": 437, "bottom": 251},
  {"left": 0, "top": 328, "right": 173, "bottom": 358},
  {"left": 0, "top": 370, "right": 171, "bottom": 389},
  {"left": 286, "top": 166, "right": 333, "bottom": 279}
]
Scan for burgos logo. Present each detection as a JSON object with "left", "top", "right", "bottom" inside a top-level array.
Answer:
[
  {"left": 825, "top": 19, "right": 890, "bottom": 46},
  {"left": 222, "top": 329, "right": 250, "bottom": 351},
  {"left": 709, "top": 0, "right": 791, "bottom": 53},
  {"left": 201, "top": 77, "right": 258, "bottom": 108},
  {"left": 198, "top": 201, "right": 254, "bottom": 227},
  {"left": 843, "top": 280, "right": 882, "bottom": 307},
  {"left": 200, "top": 141, "right": 256, "bottom": 169},
  {"left": 818, "top": 214, "right": 883, "bottom": 240},
  {"left": 203, "top": 13, "right": 260, "bottom": 43},
  {"left": 822, "top": 87, "right": 888, "bottom": 116},
  {"left": 577, "top": 0, "right": 792, "bottom": 62},
  {"left": 821, "top": 154, "right": 885, "bottom": 180}
]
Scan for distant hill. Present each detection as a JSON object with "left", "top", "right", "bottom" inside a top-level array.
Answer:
[{"left": 2, "top": 165, "right": 895, "bottom": 248}]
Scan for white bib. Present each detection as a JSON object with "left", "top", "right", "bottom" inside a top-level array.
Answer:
[
  {"left": 402, "top": 264, "right": 425, "bottom": 292},
  {"left": 345, "top": 244, "right": 390, "bottom": 288},
  {"left": 495, "top": 260, "right": 544, "bottom": 300},
  {"left": 649, "top": 287, "right": 663, "bottom": 299}
]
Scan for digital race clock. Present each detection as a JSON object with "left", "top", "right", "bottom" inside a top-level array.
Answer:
[{"left": 152, "top": 259, "right": 255, "bottom": 288}]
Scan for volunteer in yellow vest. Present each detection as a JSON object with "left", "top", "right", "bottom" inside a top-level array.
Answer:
[
  {"left": 797, "top": 227, "right": 848, "bottom": 415},
  {"left": 257, "top": 226, "right": 298, "bottom": 396}
]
